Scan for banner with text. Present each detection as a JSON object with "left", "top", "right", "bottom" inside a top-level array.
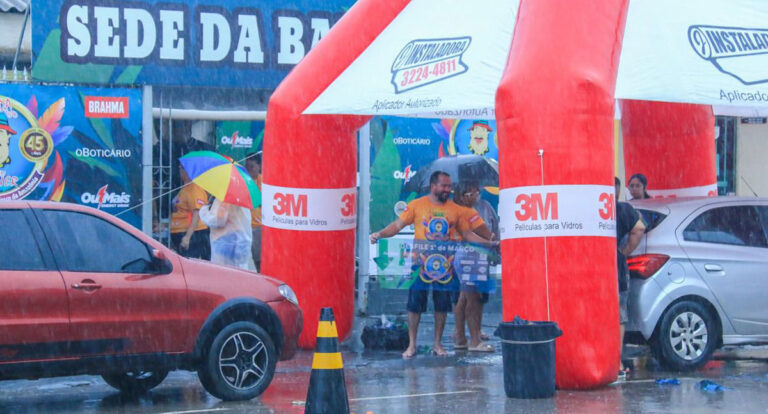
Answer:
[
  {"left": 617, "top": 0, "right": 768, "bottom": 107},
  {"left": 0, "top": 83, "right": 143, "bottom": 228},
  {"left": 499, "top": 185, "right": 616, "bottom": 240},
  {"left": 261, "top": 184, "right": 357, "bottom": 231},
  {"left": 368, "top": 116, "right": 502, "bottom": 288},
  {"left": 32, "top": 0, "right": 354, "bottom": 88},
  {"left": 304, "top": 0, "right": 518, "bottom": 117}
]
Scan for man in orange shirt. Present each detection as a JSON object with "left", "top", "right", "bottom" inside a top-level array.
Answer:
[
  {"left": 245, "top": 152, "right": 262, "bottom": 271},
  {"left": 170, "top": 165, "right": 210, "bottom": 260},
  {"left": 371, "top": 171, "right": 494, "bottom": 358}
]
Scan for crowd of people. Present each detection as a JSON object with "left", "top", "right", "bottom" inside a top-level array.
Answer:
[{"left": 169, "top": 152, "right": 263, "bottom": 271}]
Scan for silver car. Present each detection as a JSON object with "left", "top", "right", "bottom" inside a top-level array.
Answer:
[{"left": 626, "top": 196, "right": 768, "bottom": 371}]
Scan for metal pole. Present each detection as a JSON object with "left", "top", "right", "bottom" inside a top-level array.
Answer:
[
  {"left": 158, "top": 92, "right": 165, "bottom": 245},
  {"left": 141, "top": 85, "right": 153, "bottom": 235},
  {"left": 356, "top": 122, "right": 372, "bottom": 315},
  {"left": 168, "top": 98, "right": 173, "bottom": 248},
  {"left": 12, "top": 6, "right": 30, "bottom": 71},
  {"left": 152, "top": 108, "right": 266, "bottom": 121}
]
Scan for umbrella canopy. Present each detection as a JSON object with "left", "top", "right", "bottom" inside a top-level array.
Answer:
[
  {"left": 179, "top": 151, "right": 261, "bottom": 209},
  {"left": 403, "top": 154, "right": 498, "bottom": 193}
]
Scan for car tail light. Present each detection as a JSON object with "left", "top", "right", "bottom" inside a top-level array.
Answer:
[{"left": 627, "top": 254, "right": 670, "bottom": 279}]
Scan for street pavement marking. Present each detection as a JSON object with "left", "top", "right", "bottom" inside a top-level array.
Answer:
[
  {"left": 159, "top": 409, "right": 231, "bottom": 414},
  {"left": 350, "top": 390, "right": 477, "bottom": 402}
]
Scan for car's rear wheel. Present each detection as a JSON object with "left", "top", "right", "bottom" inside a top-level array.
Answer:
[
  {"left": 198, "top": 321, "right": 277, "bottom": 401},
  {"left": 102, "top": 370, "right": 168, "bottom": 394},
  {"left": 652, "top": 300, "right": 719, "bottom": 371}
]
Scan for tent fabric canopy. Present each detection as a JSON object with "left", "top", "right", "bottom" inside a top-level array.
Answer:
[
  {"left": 303, "top": 0, "right": 519, "bottom": 118},
  {"left": 303, "top": 0, "right": 768, "bottom": 118}
]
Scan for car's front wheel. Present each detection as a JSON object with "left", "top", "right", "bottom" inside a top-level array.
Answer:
[
  {"left": 652, "top": 300, "right": 719, "bottom": 371},
  {"left": 101, "top": 370, "right": 168, "bottom": 394},
  {"left": 198, "top": 321, "right": 277, "bottom": 401}
]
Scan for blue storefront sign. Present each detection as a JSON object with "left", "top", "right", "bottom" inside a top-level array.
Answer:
[
  {"left": 0, "top": 83, "right": 144, "bottom": 228},
  {"left": 32, "top": 0, "right": 355, "bottom": 87}
]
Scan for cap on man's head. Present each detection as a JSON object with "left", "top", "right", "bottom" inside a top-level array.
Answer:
[
  {"left": 0, "top": 112, "right": 17, "bottom": 135},
  {"left": 468, "top": 120, "right": 493, "bottom": 132}
]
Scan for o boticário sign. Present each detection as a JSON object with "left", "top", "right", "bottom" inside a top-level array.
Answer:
[
  {"left": 32, "top": 0, "right": 355, "bottom": 87},
  {"left": 499, "top": 185, "right": 617, "bottom": 240},
  {"left": 261, "top": 184, "right": 357, "bottom": 231}
]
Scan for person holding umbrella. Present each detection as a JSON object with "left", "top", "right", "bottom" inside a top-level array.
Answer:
[
  {"left": 179, "top": 151, "right": 261, "bottom": 270},
  {"left": 199, "top": 197, "right": 252, "bottom": 269}
]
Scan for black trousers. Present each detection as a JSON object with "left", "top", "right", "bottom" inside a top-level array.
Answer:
[{"left": 171, "top": 229, "right": 211, "bottom": 260}]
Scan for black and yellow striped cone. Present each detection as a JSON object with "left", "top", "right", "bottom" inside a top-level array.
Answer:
[{"left": 305, "top": 307, "right": 350, "bottom": 414}]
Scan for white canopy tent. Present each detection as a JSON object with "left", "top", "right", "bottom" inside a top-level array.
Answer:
[{"left": 304, "top": 0, "right": 768, "bottom": 118}]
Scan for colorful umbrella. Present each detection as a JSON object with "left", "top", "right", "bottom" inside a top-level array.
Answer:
[{"left": 179, "top": 151, "right": 261, "bottom": 209}]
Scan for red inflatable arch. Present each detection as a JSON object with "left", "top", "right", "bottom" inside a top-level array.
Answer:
[
  {"left": 262, "top": 0, "right": 714, "bottom": 389},
  {"left": 262, "top": 0, "right": 411, "bottom": 349},
  {"left": 621, "top": 101, "right": 716, "bottom": 198},
  {"left": 497, "top": 0, "right": 629, "bottom": 388}
]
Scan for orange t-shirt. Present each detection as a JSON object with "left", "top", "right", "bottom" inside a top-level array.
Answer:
[
  {"left": 398, "top": 196, "right": 485, "bottom": 241},
  {"left": 251, "top": 174, "right": 262, "bottom": 228},
  {"left": 170, "top": 183, "right": 209, "bottom": 234}
]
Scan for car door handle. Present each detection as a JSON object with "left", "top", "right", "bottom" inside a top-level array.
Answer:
[
  {"left": 704, "top": 264, "right": 724, "bottom": 272},
  {"left": 72, "top": 282, "right": 102, "bottom": 290}
]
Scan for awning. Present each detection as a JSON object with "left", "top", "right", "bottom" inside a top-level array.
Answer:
[
  {"left": 304, "top": 0, "right": 768, "bottom": 118},
  {"left": 616, "top": 0, "right": 768, "bottom": 107},
  {"left": 304, "top": 0, "right": 518, "bottom": 118}
]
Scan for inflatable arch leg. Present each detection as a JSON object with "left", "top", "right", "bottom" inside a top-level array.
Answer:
[
  {"left": 620, "top": 100, "right": 716, "bottom": 198},
  {"left": 496, "top": 0, "right": 629, "bottom": 389},
  {"left": 262, "top": 0, "right": 411, "bottom": 348}
]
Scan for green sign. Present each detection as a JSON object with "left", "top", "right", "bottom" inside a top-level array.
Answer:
[{"left": 215, "top": 121, "right": 263, "bottom": 162}]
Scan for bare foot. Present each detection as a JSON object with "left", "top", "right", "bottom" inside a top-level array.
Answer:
[
  {"left": 432, "top": 345, "right": 448, "bottom": 356},
  {"left": 402, "top": 346, "right": 416, "bottom": 359}
]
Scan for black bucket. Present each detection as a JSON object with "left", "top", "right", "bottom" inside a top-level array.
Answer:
[{"left": 495, "top": 317, "right": 563, "bottom": 399}]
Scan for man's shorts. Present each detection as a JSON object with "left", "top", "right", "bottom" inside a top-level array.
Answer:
[
  {"left": 407, "top": 287, "right": 453, "bottom": 313},
  {"left": 619, "top": 291, "right": 629, "bottom": 325},
  {"left": 450, "top": 289, "right": 490, "bottom": 305}
]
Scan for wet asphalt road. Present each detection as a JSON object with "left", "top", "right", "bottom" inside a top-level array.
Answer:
[{"left": 2, "top": 316, "right": 768, "bottom": 414}]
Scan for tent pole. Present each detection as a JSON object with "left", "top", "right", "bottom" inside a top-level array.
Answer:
[
  {"left": 356, "top": 122, "right": 371, "bottom": 315},
  {"left": 141, "top": 85, "right": 154, "bottom": 235}
]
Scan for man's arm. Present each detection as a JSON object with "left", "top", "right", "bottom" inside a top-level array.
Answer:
[
  {"left": 621, "top": 217, "right": 646, "bottom": 256},
  {"left": 471, "top": 223, "right": 493, "bottom": 241},
  {"left": 370, "top": 219, "right": 407, "bottom": 244},
  {"left": 460, "top": 227, "right": 496, "bottom": 244},
  {"left": 181, "top": 211, "right": 200, "bottom": 250}
]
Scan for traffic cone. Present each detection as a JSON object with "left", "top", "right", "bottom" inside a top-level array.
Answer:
[{"left": 305, "top": 307, "right": 350, "bottom": 414}]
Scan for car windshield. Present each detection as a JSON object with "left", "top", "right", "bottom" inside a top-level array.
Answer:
[{"left": 637, "top": 208, "right": 667, "bottom": 232}]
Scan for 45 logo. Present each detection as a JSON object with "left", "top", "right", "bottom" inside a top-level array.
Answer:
[{"left": 515, "top": 192, "right": 558, "bottom": 221}]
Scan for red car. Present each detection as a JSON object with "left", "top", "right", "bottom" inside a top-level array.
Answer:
[{"left": 0, "top": 201, "right": 302, "bottom": 401}]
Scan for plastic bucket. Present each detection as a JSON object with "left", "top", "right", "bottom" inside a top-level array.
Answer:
[{"left": 496, "top": 319, "right": 563, "bottom": 399}]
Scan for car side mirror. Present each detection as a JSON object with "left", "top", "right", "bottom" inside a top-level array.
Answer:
[{"left": 151, "top": 249, "right": 173, "bottom": 274}]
